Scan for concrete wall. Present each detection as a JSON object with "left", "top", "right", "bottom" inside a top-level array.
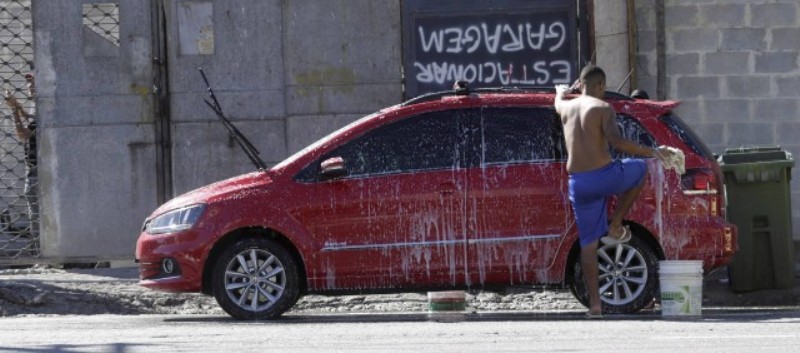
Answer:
[
  {"left": 33, "top": 0, "right": 159, "bottom": 259},
  {"left": 32, "top": 0, "right": 404, "bottom": 260},
  {"left": 635, "top": 0, "right": 800, "bottom": 240},
  {"left": 166, "top": 0, "right": 403, "bottom": 195},
  {"left": 594, "top": 0, "right": 633, "bottom": 93},
  {"left": 164, "top": 0, "right": 288, "bottom": 193}
]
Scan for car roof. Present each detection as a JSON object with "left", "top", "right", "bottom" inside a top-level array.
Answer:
[{"left": 384, "top": 86, "right": 680, "bottom": 116}]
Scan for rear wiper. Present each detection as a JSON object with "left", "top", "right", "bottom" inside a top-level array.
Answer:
[{"left": 198, "top": 68, "right": 267, "bottom": 170}]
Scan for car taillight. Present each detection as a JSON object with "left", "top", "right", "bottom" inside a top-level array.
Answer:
[
  {"left": 681, "top": 168, "right": 716, "bottom": 193},
  {"left": 692, "top": 172, "right": 711, "bottom": 190}
]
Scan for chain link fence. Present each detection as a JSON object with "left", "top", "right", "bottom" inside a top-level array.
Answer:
[
  {"left": 0, "top": 0, "right": 36, "bottom": 260},
  {"left": 0, "top": 1, "right": 121, "bottom": 262},
  {"left": 82, "top": 2, "right": 120, "bottom": 47}
]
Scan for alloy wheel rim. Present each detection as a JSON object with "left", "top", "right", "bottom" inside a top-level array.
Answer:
[
  {"left": 224, "top": 248, "right": 286, "bottom": 312},
  {"left": 597, "top": 243, "right": 648, "bottom": 305}
]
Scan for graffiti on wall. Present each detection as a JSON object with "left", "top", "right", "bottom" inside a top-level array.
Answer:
[{"left": 405, "top": 8, "right": 581, "bottom": 97}]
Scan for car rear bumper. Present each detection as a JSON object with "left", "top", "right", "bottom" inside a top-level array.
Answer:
[
  {"left": 701, "top": 223, "right": 737, "bottom": 272},
  {"left": 658, "top": 216, "right": 737, "bottom": 273}
]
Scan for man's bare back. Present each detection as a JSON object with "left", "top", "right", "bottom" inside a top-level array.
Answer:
[
  {"left": 557, "top": 95, "right": 615, "bottom": 173},
  {"left": 555, "top": 84, "right": 665, "bottom": 171}
]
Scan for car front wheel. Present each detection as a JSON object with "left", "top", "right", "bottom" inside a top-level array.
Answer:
[
  {"left": 568, "top": 235, "right": 659, "bottom": 314},
  {"left": 211, "top": 237, "right": 300, "bottom": 320}
]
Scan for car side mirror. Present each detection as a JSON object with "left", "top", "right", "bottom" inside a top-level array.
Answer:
[{"left": 319, "top": 156, "right": 347, "bottom": 181}]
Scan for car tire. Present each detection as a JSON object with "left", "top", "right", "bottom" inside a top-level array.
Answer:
[
  {"left": 211, "top": 237, "right": 300, "bottom": 320},
  {"left": 567, "top": 235, "right": 659, "bottom": 314}
]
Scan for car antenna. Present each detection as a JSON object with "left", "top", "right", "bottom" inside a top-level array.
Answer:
[
  {"left": 584, "top": 49, "right": 596, "bottom": 66},
  {"left": 198, "top": 68, "right": 267, "bottom": 171},
  {"left": 616, "top": 68, "right": 635, "bottom": 92}
]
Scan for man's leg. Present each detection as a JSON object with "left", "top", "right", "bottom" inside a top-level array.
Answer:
[
  {"left": 580, "top": 241, "right": 601, "bottom": 315},
  {"left": 608, "top": 181, "right": 644, "bottom": 236},
  {"left": 609, "top": 162, "right": 648, "bottom": 237}
]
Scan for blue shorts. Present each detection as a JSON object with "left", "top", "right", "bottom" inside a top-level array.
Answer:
[{"left": 568, "top": 159, "right": 647, "bottom": 248}]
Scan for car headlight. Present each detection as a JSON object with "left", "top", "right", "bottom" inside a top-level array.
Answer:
[{"left": 145, "top": 204, "right": 206, "bottom": 235}]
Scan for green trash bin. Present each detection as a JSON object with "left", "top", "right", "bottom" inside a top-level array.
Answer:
[{"left": 719, "top": 147, "right": 795, "bottom": 292}]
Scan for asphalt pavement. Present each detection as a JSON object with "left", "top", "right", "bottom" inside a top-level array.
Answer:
[{"left": 2, "top": 311, "right": 800, "bottom": 352}]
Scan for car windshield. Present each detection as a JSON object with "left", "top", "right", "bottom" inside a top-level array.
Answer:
[
  {"left": 271, "top": 112, "right": 381, "bottom": 171},
  {"left": 659, "top": 112, "right": 715, "bottom": 161}
]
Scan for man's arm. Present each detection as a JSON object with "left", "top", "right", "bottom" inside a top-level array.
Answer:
[
  {"left": 4, "top": 93, "right": 30, "bottom": 117},
  {"left": 601, "top": 105, "right": 657, "bottom": 158},
  {"left": 4, "top": 93, "right": 32, "bottom": 140},
  {"left": 11, "top": 108, "right": 32, "bottom": 141},
  {"left": 554, "top": 84, "right": 570, "bottom": 115}
]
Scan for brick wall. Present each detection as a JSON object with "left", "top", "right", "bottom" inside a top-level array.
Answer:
[{"left": 635, "top": 0, "right": 800, "bottom": 240}]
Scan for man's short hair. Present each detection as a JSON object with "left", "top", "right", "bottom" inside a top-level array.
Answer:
[{"left": 579, "top": 65, "right": 605, "bottom": 85}]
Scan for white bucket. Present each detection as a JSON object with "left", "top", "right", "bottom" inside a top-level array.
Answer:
[{"left": 659, "top": 260, "right": 703, "bottom": 318}]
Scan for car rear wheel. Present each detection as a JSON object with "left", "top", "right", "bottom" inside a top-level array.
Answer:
[
  {"left": 211, "top": 237, "right": 300, "bottom": 320},
  {"left": 567, "top": 235, "right": 659, "bottom": 314}
]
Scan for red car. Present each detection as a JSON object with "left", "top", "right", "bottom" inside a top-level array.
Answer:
[{"left": 136, "top": 86, "right": 737, "bottom": 319}]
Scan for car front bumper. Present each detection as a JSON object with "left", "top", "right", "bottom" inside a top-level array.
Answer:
[{"left": 135, "top": 228, "right": 211, "bottom": 293}]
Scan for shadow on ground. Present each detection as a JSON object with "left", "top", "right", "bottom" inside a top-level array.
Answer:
[{"left": 702, "top": 271, "right": 800, "bottom": 307}]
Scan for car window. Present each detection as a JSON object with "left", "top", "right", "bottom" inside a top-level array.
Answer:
[
  {"left": 274, "top": 112, "right": 379, "bottom": 172},
  {"left": 660, "top": 113, "right": 715, "bottom": 161},
  {"left": 480, "top": 107, "right": 566, "bottom": 165},
  {"left": 611, "top": 114, "right": 657, "bottom": 159},
  {"left": 297, "top": 109, "right": 476, "bottom": 181}
]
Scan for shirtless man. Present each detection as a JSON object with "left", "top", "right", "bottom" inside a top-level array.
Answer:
[{"left": 555, "top": 65, "right": 672, "bottom": 318}]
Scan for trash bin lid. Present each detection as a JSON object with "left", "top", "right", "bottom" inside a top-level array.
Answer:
[{"left": 718, "top": 146, "right": 793, "bottom": 165}]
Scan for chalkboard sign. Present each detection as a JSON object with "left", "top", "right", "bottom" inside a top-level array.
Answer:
[{"left": 403, "top": 0, "right": 589, "bottom": 98}]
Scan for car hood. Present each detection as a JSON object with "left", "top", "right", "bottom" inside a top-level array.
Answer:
[{"left": 150, "top": 171, "right": 273, "bottom": 217}]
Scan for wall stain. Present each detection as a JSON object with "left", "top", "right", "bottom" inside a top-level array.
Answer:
[
  {"left": 295, "top": 66, "right": 357, "bottom": 112},
  {"left": 130, "top": 83, "right": 150, "bottom": 96},
  {"left": 131, "top": 84, "right": 154, "bottom": 124}
]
